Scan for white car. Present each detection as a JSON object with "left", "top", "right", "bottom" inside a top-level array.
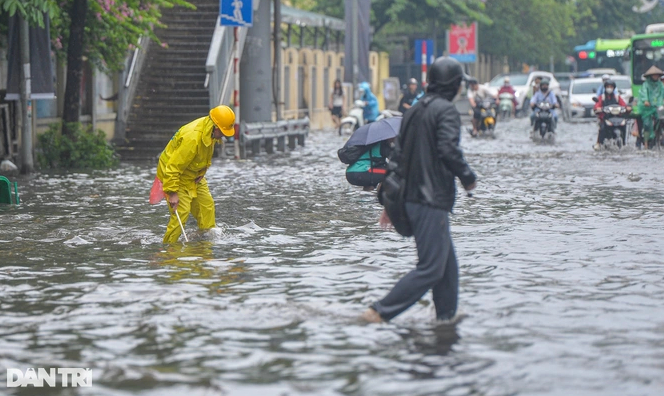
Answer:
[
  {"left": 485, "top": 72, "right": 562, "bottom": 115},
  {"left": 563, "top": 76, "right": 632, "bottom": 119}
]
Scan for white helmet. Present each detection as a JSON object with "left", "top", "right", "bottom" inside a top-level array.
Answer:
[{"left": 602, "top": 74, "right": 610, "bottom": 81}]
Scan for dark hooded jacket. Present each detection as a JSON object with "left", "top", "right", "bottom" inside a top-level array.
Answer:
[{"left": 389, "top": 82, "right": 476, "bottom": 211}]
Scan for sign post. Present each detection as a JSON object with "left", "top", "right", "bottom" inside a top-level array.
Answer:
[
  {"left": 414, "top": 39, "right": 434, "bottom": 86},
  {"left": 220, "top": 0, "right": 254, "bottom": 158}
]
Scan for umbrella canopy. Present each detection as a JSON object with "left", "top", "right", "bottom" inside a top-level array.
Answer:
[{"left": 345, "top": 117, "right": 402, "bottom": 147}]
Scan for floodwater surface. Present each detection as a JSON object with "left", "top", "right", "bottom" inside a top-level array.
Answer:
[{"left": 1, "top": 118, "right": 664, "bottom": 396}]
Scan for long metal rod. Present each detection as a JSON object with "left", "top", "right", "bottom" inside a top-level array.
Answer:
[{"left": 175, "top": 210, "right": 189, "bottom": 242}]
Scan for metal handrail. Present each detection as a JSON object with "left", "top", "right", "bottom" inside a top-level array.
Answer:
[
  {"left": 115, "top": 36, "right": 149, "bottom": 141},
  {"left": 125, "top": 37, "right": 143, "bottom": 88},
  {"left": 205, "top": 17, "right": 248, "bottom": 108}
]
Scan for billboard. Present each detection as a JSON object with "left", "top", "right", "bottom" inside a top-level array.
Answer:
[{"left": 447, "top": 22, "right": 477, "bottom": 63}]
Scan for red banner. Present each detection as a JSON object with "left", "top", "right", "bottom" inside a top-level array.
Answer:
[{"left": 448, "top": 23, "right": 477, "bottom": 62}]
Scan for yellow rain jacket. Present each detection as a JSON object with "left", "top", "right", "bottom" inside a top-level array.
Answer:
[
  {"left": 157, "top": 116, "right": 218, "bottom": 243},
  {"left": 157, "top": 116, "right": 215, "bottom": 195}
]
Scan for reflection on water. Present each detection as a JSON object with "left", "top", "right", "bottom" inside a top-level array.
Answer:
[{"left": 1, "top": 118, "right": 664, "bottom": 395}]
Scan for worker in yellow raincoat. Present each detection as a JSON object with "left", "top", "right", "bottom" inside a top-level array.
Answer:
[{"left": 156, "top": 105, "right": 235, "bottom": 243}]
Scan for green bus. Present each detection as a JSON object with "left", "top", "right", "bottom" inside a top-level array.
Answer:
[
  {"left": 573, "top": 38, "right": 630, "bottom": 73},
  {"left": 630, "top": 27, "right": 664, "bottom": 103},
  {"left": 594, "top": 38, "right": 630, "bottom": 74}
]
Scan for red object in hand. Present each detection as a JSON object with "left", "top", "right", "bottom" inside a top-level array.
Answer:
[{"left": 149, "top": 176, "right": 165, "bottom": 204}]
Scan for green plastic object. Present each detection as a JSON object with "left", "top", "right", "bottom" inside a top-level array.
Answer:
[{"left": 0, "top": 176, "right": 19, "bottom": 205}]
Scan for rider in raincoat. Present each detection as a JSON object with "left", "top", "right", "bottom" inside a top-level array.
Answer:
[
  {"left": 156, "top": 105, "right": 236, "bottom": 243},
  {"left": 637, "top": 65, "right": 664, "bottom": 148},
  {"left": 358, "top": 82, "right": 379, "bottom": 123}
]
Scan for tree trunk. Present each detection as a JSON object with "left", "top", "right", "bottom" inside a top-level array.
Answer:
[{"left": 62, "top": 0, "right": 88, "bottom": 136}]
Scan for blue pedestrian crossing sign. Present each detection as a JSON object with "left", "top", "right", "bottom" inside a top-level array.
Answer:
[{"left": 220, "top": 0, "right": 253, "bottom": 26}]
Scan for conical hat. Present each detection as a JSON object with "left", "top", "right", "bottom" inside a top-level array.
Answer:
[{"left": 643, "top": 65, "right": 664, "bottom": 76}]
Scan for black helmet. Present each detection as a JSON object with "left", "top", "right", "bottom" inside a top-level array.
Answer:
[
  {"left": 428, "top": 56, "right": 465, "bottom": 87},
  {"left": 467, "top": 77, "right": 479, "bottom": 85},
  {"left": 604, "top": 79, "right": 616, "bottom": 88}
]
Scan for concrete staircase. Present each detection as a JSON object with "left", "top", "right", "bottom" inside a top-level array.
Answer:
[{"left": 117, "top": 0, "right": 218, "bottom": 161}]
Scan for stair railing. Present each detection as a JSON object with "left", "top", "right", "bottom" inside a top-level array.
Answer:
[
  {"left": 205, "top": 16, "right": 248, "bottom": 108},
  {"left": 115, "top": 36, "right": 150, "bottom": 142}
]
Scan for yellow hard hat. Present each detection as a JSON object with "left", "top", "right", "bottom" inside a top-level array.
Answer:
[{"left": 209, "top": 105, "right": 236, "bottom": 137}]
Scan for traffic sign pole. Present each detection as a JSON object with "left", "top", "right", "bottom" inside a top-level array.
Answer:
[
  {"left": 421, "top": 41, "right": 427, "bottom": 88},
  {"left": 233, "top": 26, "right": 241, "bottom": 159}
]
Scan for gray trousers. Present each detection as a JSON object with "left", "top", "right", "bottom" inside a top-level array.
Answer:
[{"left": 373, "top": 202, "right": 459, "bottom": 321}]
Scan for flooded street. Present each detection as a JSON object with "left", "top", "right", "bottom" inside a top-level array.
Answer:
[{"left": 1, "top": 117, "right": 664, "bottom": 395}]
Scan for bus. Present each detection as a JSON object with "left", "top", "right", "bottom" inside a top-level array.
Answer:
[
  {"left": 629, "top": 31, "right": 664, "bottom": 102},
  {"left": 574, "top": 39, "right": 630, "bottom": 74},
  {"left": 574, "top": 40, "right": 596, "bottom": 72}
]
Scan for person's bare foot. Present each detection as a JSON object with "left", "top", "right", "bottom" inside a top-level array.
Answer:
[{"left": 360, "top": 308, "right": 383, "bottom": 323}]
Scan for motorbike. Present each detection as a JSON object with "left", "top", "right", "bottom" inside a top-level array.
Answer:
[
  {"left": 339, "top": 102, "right": 400, "bottom": 136},
  {"left": 531, "top": 102, "right": 556, "bottom": 143},
  {"left": 468, "top": 99, "right": 497, "bottom": 139},
  {"left": 375, "top": 109, "right": 402, "bottom": 122},
  {"left": 498, "top": 93, "right": 515, "bottom": 120},
  {"left": 596, "top": 104, "right": 629, "bottom": 149},
  {"left": 339, "top": 100, "right": 366, "bottom": 136}
]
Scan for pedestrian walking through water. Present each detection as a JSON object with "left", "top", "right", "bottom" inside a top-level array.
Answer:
[
  {"left": 363, "top": 57, "right": 477, "bottom": 323},
  {"left": 150, "top": 105, "right": 236, "bottom": 243}
]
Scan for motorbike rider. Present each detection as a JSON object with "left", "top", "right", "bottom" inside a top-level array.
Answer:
[
  {"left": 467, "top": 78, "right": 496, "bottom": 136},
  {"left": 596, "top": 74, "right": 611, "bottom": 98},
  {"left": 398, "top": 78, "right": 420, "bottom": 113},
  {"left": 497, "top": 76, "right": 517, "bottom": 116},
  {"left": 637, "top": 65, "right": 664, "bottom": 149},
  {"left": 525, "top": 76, "right": 543, "bottom": 103},
  {"left": 593, "top": 79, "right": 629, "bottom": 149},
  {"left": 529, "top": 78, "right": 559, "bottom": 131},
  {"left": 357, "top": 82, "right": 380, "bottom": 123}
]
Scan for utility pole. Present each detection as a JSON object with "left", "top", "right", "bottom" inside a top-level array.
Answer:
[
  {"left": 19, "top": 16, "right": 33, "bottom": 174},
  {"left": 351, "top": 0, "right": 358, "bottom": 92},
  {"left": 274, "top": 0, "right": 282, "bottom": 121}
]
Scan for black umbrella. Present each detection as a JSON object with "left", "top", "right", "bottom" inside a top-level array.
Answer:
[{"left": 345, "top": 117, "right": 402, "bottom": 147}]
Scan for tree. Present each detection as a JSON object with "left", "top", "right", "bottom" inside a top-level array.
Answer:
[
  {"left": 0, "top": 0, "right": 59, "bottom": 27},
  {"left": 2, "top": 0, "right": 194, "bottom": 137},
  {"left": 479, "top": 0, "right": 575, "bottom": 66}
]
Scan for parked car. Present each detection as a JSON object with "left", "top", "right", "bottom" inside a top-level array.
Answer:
[
  {"left": 585, "top": 68, "right": 619, "bottom": 76},
  {"left": 563, "top": 76, "right": 632, "bottom": 119},
  {"left": 485, "top": 72, "right": 562, "bottom": 116}
]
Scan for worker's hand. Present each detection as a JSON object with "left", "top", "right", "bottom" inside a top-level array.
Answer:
[
  {"left": 645, "top": 101, "right": 651, "bottom": 107},
  {"left": 168, "top": 192, "right": 179, "bottom": 211},
  {"left": 379, "top": 209, "right": 392, "bottom": 230},
  {"left": 464, "top": 181, "right": 477, "bottom": 191}
]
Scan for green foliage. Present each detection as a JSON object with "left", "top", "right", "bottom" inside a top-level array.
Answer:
[
  {"left": 479, "top": 0, "right": 576, "bottom": 65},
  {"left": 0, "top": 0, "right": 59, "bottom": 28},
  {"left": 49, "top": 0, "right": 195, "bottom": 73},
  {"left": 37, "top": 123, "right": 119, "bottom": 169}
]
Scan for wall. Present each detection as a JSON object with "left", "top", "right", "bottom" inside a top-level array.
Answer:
[{"left": 277, "top": 47, "right": 390, "bottom": 130}]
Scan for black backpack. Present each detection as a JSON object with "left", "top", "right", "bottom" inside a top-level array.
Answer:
[{"left": 378, "top": 95, "right": 437, "bottom": 236}]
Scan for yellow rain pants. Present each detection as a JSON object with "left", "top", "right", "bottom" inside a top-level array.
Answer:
[{"left": 157, "top": 116, "right": 217, "bottom": 243}]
